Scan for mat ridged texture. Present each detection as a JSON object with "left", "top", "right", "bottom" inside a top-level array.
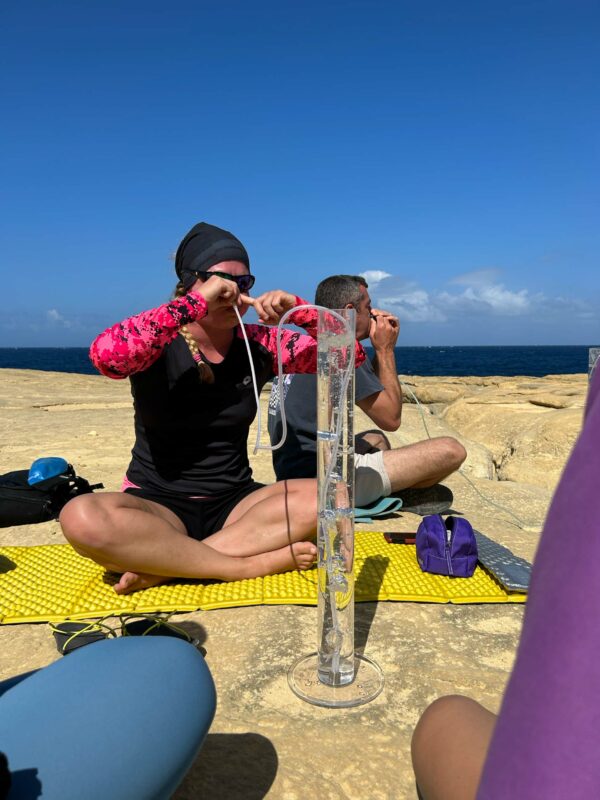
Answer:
[{"left": 0, "top": 532, "right": 526, "bottom": 624}]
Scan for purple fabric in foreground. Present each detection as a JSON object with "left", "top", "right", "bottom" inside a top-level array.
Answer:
[{"left": 478, "top": 369, "right": 600, "bottom": 799}]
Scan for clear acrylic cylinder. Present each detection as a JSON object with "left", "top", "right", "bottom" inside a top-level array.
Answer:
[
  {"left": 288, "top": 307, "right": 384, "bottom": 708},
  {"left": 316, "top": 307, "right": 356, "bottom": 686}
]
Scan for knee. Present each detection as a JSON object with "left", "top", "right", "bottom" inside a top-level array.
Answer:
[
  {"left": 59, "top": 494, "right": 115, "bottom": 552},
  {"left": 441, "top": 437, "right": 467, "bottom": 470},
  {"left": 414, "top": 695, "right": 474, "bottom": 734},
  {"left": 412, "top": 695, "right": 479, "bottom": 790},
  {"left": 289, "top": 480, "right": 318, "bottom": 531},
  {"left": 412, "top": 695, "right": 474, "bottom": 760}
]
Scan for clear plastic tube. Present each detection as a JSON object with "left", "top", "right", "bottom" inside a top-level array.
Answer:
[
  {"left": 234, "top": 303, "right": 353, "bottom": 456},
  {"left": 233, "top": 304, "right": 264, "bottom": 449}
]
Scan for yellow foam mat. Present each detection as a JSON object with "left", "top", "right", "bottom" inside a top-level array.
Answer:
[{"left": 0, "top": 532, "right": 526, "bottom": 624}]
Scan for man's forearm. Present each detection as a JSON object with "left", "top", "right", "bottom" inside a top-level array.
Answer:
[{"left": 372, "top": 348, "right": 403, "bottom": 424}]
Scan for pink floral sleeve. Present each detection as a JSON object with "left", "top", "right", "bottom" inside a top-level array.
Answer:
[
  {"left": 90, "top": 292, "right": 208, "bottom": 378},
  {"left": 240, "top": 295, "right": 366, "bottom": 374}
]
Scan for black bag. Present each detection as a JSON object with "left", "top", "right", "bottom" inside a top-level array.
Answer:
[
  {"left": 0, "top": 751, "right": 10, "bottom": 800},
  {"left": 0, "top": 463, "right": 103, "bottom": 528}
]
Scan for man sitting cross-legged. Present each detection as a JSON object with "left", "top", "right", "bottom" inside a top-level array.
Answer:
[{"left": 267, "top": 274, "right": 466, "bottom": 513}]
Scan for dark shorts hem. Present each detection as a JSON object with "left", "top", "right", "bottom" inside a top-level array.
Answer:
[{"left": 124, "top": 481, "right": 265, "bottom": 541}]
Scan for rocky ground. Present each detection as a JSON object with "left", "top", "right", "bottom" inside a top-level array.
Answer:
[{"left": 0, "top": 369, "right": 588, "bottom": 799}]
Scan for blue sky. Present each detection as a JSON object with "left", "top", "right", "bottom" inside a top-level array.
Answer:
[{"left": 1, "top": 0, "right": 598, "bottom": 346}]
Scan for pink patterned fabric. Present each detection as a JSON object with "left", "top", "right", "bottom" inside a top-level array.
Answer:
[
  {"left": 238, "top": 297, "right": 364, "bottom": 373},
  {"left": 91, "top": 293, "right": 365, "bottom": 379},
  {"left": 90, "top": 292, "right": 208, "bottom": 378}
]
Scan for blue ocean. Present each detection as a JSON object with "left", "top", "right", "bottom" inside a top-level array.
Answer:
[{"left": 0, "top": 346, "right": 594, "bottom": 377}]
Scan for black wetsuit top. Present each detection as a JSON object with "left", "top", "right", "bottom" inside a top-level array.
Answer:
[{"left": 127, "top": 334, "right": 273, "bottom": 496}]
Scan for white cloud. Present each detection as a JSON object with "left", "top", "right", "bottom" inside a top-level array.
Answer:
[
  {"left": 46, "top": 309, "right": 72, "bottom": 328},
  {"left": 0, "top": 307, "right": 111, "bottom": 345},
  {"left": 439, "top": 284, "right": 530, "bottom": 315},
  {"left": 450, "top": 268, "right": 502, "bottom": 287},
  {"left": 536, "top": 294, "right": 597, "bottom": 320},
  {"left": 381, "top": 289, "right": 447, "bottom": 323},
  {"left": 359, "top": 270, "right": 392, "bottom": 289},
  {"left": 367, "top": 267, "right": 595, "bottom": 327}
]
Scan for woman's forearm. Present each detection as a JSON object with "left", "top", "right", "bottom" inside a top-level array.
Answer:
[
  {"left": 90, "top": 292, "right": 207, "bottom": 378},
  {"left": 243, "top": 294, "right": 366, "bottom": 375}
]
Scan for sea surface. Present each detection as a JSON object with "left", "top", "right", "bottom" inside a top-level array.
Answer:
[{"left": 0, "top": 346, "right": 595, "bottom": 377}]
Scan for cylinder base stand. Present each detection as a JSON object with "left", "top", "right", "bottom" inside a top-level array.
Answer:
[{"left": 288, "top": 652, "right": 384, "bottom": 708}]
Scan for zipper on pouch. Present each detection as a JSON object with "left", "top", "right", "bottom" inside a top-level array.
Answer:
[{"left": 445, "top": 523, "right": 454, "bottom": 576}]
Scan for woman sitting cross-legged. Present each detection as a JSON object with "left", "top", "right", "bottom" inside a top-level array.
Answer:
[{"left": 60, "top": 222, "right": 365, "bottom": 594}]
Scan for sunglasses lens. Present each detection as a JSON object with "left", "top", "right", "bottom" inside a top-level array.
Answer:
[
  {"left": 197, "top": 271, "right": 254, "bottom": 292},
  {"left": 238, "top": 275, "right": 255, "bottom": 292}
]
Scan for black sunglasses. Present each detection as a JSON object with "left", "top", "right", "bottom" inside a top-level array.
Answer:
[{"left": 194, "top": 270, "right": 255, "bottom": 293}]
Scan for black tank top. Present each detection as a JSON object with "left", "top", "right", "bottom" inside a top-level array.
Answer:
[{"left": 126, "top": 333, "right": 273, "bottom": 496}]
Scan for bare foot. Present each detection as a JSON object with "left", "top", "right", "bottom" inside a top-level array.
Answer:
[
  {"left": 243, "top": 541, "right": 317, "bottom": 579},
  {"left": 114, "top": 571, "right": 171, "bottom": 595},
  {"left": 113, "top": 541, "right": 317, "bottom": 593}
]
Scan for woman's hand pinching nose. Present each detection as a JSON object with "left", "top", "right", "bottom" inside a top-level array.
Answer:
[{"left": 196, "top": 275, "right": 241, "bottom": 310}]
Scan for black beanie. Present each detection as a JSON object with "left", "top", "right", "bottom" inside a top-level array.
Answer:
[{"left": 175, "top": 222, "right": 250, "bottom": 288}]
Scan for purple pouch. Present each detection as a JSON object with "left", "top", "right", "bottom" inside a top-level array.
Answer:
[{"left": 415, "top": 515, "right": 478, "bottom": 578}]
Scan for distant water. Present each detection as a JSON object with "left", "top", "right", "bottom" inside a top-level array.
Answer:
[
  {"left": 364, "top": 345, "right": 594, "bottom": 378},
  {"left": 0, "top": 345, "right": 594, "bottom": 377},
  {"left": 0, "top": 348, "right": 97, "bottom": 375}
]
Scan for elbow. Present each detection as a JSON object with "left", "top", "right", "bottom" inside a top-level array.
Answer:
[
  {"left": 89, "top": 346, "right": 127, "bottom": 380},
  {"left": 372, "top": 412, "right": 401, "bottom": 432},
  {"left": 383, "top": 418, "right": 401, "bottom": 433},
  {"left": 93, "top": 365, "right": 127, "bottom": 380}
]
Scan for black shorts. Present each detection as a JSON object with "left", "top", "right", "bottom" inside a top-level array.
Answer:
[
  {"left": 124, "top": 481, "right": 265, "bottom": 541},
  {"left": 354, "top": 429, "right": 392, "bottom": 456}
]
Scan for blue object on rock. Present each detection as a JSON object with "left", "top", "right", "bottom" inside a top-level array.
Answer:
[{"left": 28, "top": 457, "right": 70, "bottom": 488}]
